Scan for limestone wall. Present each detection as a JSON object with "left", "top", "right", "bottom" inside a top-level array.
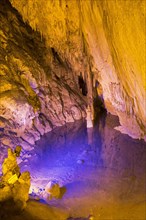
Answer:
[{"left": 3, "top": 0, "right": 146, "bottom": 140}]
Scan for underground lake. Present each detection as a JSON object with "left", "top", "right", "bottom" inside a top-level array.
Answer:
[{"left": 11, "top": 113, "right": 146, "bottom": 220}]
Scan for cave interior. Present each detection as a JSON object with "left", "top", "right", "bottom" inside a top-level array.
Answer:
[{"left": 0, "top": 0, "right": 146, "bottom": 220}]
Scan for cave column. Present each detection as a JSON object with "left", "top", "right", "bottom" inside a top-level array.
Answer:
[{"left": 86, "top": 68, "right": 94, "bottom": 128}]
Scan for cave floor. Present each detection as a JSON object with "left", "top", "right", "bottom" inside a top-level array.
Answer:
[{"left": 1, "top": 113, "right": 146, "bottom": 220}]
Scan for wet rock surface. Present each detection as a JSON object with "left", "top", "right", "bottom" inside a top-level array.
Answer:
[{"left": 0, "top": 0, "right": 86, "bottom": 150}]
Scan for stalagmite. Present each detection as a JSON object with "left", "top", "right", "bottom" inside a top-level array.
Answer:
[{"left": 86, "top": 105, "right": 93, "bottom": 128}]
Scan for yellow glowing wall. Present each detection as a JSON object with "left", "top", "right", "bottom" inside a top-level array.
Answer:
[{"left": 10, "top": 0, "right": 146, "bottom": 139}]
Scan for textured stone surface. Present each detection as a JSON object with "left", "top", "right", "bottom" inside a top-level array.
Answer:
[
  {"left": 0, "top": 148, "right": 31, "bottom": 213},
  {"left": 0, "top": 0, "right": 145, "bottom": 146},
  {"left": 45, "top": 180, "right": 60, "bottom": 200},
  {"left": 9, "top": 0, "right": 145, "bottom": 140},
  {"left": 0, "top": 0, "right": 86, "bottom": 150}
]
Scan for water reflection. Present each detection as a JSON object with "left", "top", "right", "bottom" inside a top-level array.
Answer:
[{"left": 21, "top": 113, "right": 146, "bottom": 219}]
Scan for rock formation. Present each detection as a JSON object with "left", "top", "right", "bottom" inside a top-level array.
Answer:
[
  {"left": 0, "top": 147, "right": 30, "bottom": 217},
  {"left": 0, "top": 0, "right": 87, "bottom": 152},
  {"left": 44, "top": 180, "right": 60, "bottom": 200},
  {"left": 0, "top": 0, "right": 145, "bottom": 151}
]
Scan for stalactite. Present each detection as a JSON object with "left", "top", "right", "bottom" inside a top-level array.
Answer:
[{"left": 3, "top": 0, "right": 146, "bottom": 140}]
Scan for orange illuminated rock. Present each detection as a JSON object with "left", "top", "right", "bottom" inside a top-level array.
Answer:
[
  {"left": 0, "top": 148, "right": 30, "bottom": 210},
  {"left": 2, "top": 148, "right": 20, "bottom": 182},
  {"left": 0, "top": 0, "right": 145, "bottom": 143},
  {"left": 9, "top": 0, "right": 145, "bottom": 140}
]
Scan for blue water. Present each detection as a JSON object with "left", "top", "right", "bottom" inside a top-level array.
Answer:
[{"left": 20, "top": 113, "right": 146, "bottom": 219}]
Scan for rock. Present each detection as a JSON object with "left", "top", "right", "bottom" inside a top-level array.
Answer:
[
  {"left": 20, "top": 142, "right": 34, "bottom": 151},
  {"left": 16, "top": 157, "right": 23, "bottom": 165},
  {"left": 77, "top": 159, "right": 84, "bottom": 164},
  {"left": 0, "top": 185, "right": 11, "bottom": 202},
  {"left": 23, "top": 153, "right": 31, "bottom": 158},
  {"left": 14, "top": 145, "right": 22, "bottom": 157},
  {"left": 1, "top": 138, "right": 12, "bottom": 147},
  {"left": 70, "top": 106, "right": 82, "bottom": 121},
  {"left": 1, "top": 0, "right": 145, "bottom": 148},
  {"left": 45, "top": 180, "right": 60, "bottom": 200},
  {"left": 0, "top": 0, "right": 87, "bottom": 150},
  {"left": 0, "top": 148, "right": 31, "bottom": 210},
  {"left": 2, "top": 148, "right": 20, "bottom": 181},
  {"left": 86, "top": 106, "right": 93, "bottom": 128},
  {"left": 67, "top": 215, "right": 94, "bottom": 220},
  {"left": 33, "top": 117, "right": 45, "bottom": 136},
  {"left": 9, "top": 0, "right": 145, "bottom": 140},
  {"left": 15, "top": 171, "right": 31, "bottom": 205},
  {"left": 21, "top": 132, "right": 35, "bottom": 145}
]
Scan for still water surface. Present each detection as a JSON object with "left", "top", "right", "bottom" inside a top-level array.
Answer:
[{"left": 21, "top": 113, "right": 146, "bottom": 219}]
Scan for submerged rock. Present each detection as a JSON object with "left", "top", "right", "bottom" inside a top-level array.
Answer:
[
  {"left": 77, "top": 159, "right": 85, "bottom": 165},
  {"left": 45, "top": 180, "right": 60, "bottom": 200}
]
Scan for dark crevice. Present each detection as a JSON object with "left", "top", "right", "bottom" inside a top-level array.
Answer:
[
  {"left": 78, "top": 72, "right": 88, "bottom": 96},
  {"left": 39, "top": 113, "right": 54, "bottom": 129},
  {"left": 93, "top": 80, "right": 107, "bottom": 121},
  {"left": 51, "top": 47, "right": 64, "bottom": 65}
]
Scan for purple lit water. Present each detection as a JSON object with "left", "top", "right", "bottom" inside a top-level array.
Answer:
[{"left": 20, "top": 113, "right": 146, "bottom": 219}]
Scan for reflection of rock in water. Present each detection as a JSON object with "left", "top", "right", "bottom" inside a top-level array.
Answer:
[
  {"left": 16, "top": 113, "right": 146, "bottom": 220},
  {"left": 99, "top": 114, "right": 146, "bottom": 203},
  {"left": 86, "top": 106, "right": 93, "bottom": 128},
  {"left": 34, "top": 119, "right": 87, "bottom": 152},
  {"left": 87, "top": 128, "right": 93, "bottom": 147},
  {"left": 84, "top": 112, "right": 107, "bottom": 166},
  {"left": 87, "top": 111, "right": 106, "bottom": 151}
]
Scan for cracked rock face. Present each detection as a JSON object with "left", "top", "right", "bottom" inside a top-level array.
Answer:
[{"left": 0, "top": 0, "right": 87, "bottom": 151}]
